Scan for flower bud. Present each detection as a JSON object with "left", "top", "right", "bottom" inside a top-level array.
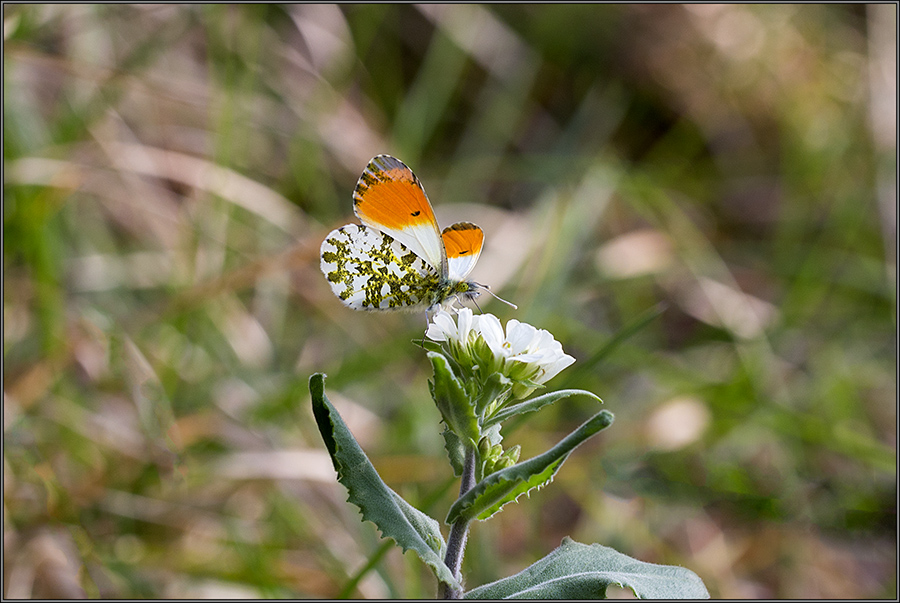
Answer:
[
  {"left": 493, "top": 456, "right": 514, "bottom": 471},
  {"left": 477, "top": 436, "right": 492, "bottom": 458},
  {"left": 503, "top": 444, "right": 521, "bottom": 464}
]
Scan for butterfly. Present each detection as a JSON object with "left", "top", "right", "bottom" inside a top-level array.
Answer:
[{"left": 320, "top": 155, "right": 513, "bottom": 318}]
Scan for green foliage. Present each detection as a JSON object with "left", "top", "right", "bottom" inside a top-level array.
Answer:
[
  {"left": 464, "top": 537, "right": 709, "bottom": 599},
  {"left": 309, "top": 374, "right": 459, "bottom": 589},
  {"left": 313, "top": 358, "right": 708, "bottom": 598},
  {"left": 441, "top": 426, "right": 467, "bottom": 477},
  {"left": 484, "top": 389, "right": 604, "bottom": 428},
  {"left": 447, "top": 410, "right": 614, "bottom": 523},
  {"left": 428, "top": 352, "right": 480, "bottom": 444}
]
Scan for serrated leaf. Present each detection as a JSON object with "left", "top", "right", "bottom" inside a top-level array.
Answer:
[
  {"left": 447, "top": 410, "right": 614, "bottom": 524},
  {"left": 484, "top": 389, "right": 603, "bottom": 428},
  {"left": 464, "top": 537, "right": 709, "bottom": 599},
  {"left": 309, "top": 374, "right": 459, "bottom": 589},
  {"left": 441, "top": 426, "right": 465, "bottom": 476},
  {"left": 428, "top": 352, "right": 480, "bottom": 443}
]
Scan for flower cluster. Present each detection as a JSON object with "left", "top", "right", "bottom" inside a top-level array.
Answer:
[{"left": 426, "top": 308, "right": 575, "bottom": 403}]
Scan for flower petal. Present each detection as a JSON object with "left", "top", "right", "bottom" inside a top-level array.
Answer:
[
  {"left": 538, "top": 353, "right": 576, "bottom": 383},
  {"left": 477, "top": 313, "right": 506, "bottom": 357},
  {"left": 505, "top": 320, "right": 539, "bottom": 355},
  {"left": 425, "top": 310, "right": 576, "bottom": 402},
  {"left": 456, "top": 308, "right": 475, "bottom": 345},
  {"left": 426, "top": 310, "right": 457, "bottom": 342}
]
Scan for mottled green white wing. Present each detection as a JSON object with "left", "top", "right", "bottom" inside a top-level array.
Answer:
[{"left": 320, "top": 224, "right": 442, "bottom": 312}]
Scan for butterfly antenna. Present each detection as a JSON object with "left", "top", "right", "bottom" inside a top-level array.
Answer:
[{"left": 477, "top": 283, "right": 518, "bottom": 310}]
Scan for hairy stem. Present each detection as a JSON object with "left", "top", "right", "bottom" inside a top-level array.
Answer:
[{"left": 439, "top": 446, "right": 477, "bottom": 599}]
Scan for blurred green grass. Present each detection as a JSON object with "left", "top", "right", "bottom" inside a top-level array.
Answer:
[{"left": 3, "top": 4, "right": 895, "bottom": 598}]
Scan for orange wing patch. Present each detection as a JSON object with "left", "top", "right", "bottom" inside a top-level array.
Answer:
[
  {"left": 352, "top": 155, "right": 446, "bottom": 272},
  {"left": 442, "top": 222, "right": 484, "bottom": 281},
  {"left": 442, "top": 222, "right": 484, "bottom": 258},
  {"left": 321, "top": 154, "right": 507, "bottom": 314},
  {"left": 353, "top": 156, "right": 438, "bottom": 231}
]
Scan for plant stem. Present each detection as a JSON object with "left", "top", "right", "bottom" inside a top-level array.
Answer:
[{"left": 439, "top": 446, "right": 477, "bottom": 599}]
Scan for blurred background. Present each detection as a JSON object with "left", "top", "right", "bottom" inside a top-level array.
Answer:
[{"left": 3, "top": 4, "right": 896, "bottom": 598}]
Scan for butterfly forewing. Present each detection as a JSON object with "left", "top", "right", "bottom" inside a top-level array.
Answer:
[
  {"left": 352, "top": 155, "right": 447, "bottom": 277},
  {"left": 320, "top": 224, "right": 441, "bottom": 311}
]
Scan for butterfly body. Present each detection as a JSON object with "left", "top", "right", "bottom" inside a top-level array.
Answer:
[{"left": 320, "top": 155, "right": 487, "bottom": 315}]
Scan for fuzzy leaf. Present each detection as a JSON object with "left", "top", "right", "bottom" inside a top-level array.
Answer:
[
  {"left": 428, "top": 352, "right": 480, "bottom": 443},
  {"left": 464, "top": 537, "right": 709, "bottom": 599},
  {"left": 446, "top": 410, "right": 614, "bottom": 524},
  {"left": 309, "top": 374, "right": 459, "bottom": 589},
  {"left": 441, "top": 426, "right": 465, "bottom": 477},
  {"left": 484, "top": 389, "right": 603, "bottom": 428}
]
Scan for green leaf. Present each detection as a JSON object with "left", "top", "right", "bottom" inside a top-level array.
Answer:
[
  {"left": 464, "top": 537, "right": 709, "bottom": 599},
  {"left": 309, "top": 374, "right": 460, "bottom": 589},
  {"left": 428, "top": 352, "right": 479, "bottom": 442},
  {"left": 484, "top": 389, "right": 603, "bottom": 428},
  {"left": 418, "top": 339, "right": 444, "bottom": 354},
  {"left": 474, "top": 371, "right": 512, "bottom": 416},
  {"left": 447, "top": 410, "right": 614, "bottom": 523},
  {"left": 441, "top": 425, "right": 465, "bottom": 476}
]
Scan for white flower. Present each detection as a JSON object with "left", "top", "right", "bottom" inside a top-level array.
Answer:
[
  {"left": 501, "top": 318, "right": 575, "bottom": 384},
  {"left": 425, "top": 308, "right": 473, "bottom": 345},
  {"left": 427, "top": 309, "right": 575, "bottom": 399}
]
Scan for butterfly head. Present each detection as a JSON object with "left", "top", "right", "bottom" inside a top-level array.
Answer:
[{"left": 438, "top": 280, "right": 516, "bottom": 314}]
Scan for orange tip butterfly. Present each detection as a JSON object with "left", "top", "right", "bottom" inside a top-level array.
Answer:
[{"left": 320, "top": 155, "right": 514, "bottom": 318}]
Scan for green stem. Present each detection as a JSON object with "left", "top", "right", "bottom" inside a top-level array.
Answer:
[{"left": 439, "top": 446, "right": 476, "bottom": 599}]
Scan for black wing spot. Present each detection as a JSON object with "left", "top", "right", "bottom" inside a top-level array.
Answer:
[{"left": 411, "top": 210, "right": 421, "bottom": 216}]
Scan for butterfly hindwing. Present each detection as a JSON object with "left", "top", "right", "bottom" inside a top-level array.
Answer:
[
  {"left": 352, "top": 155, "right": 447, "bottom": 277},
  {"left": 320, "top": 224, "right": 441, "bottom": 311},
  {"left": 442, "top": 222, "right": 484, "bottom": 282}
]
